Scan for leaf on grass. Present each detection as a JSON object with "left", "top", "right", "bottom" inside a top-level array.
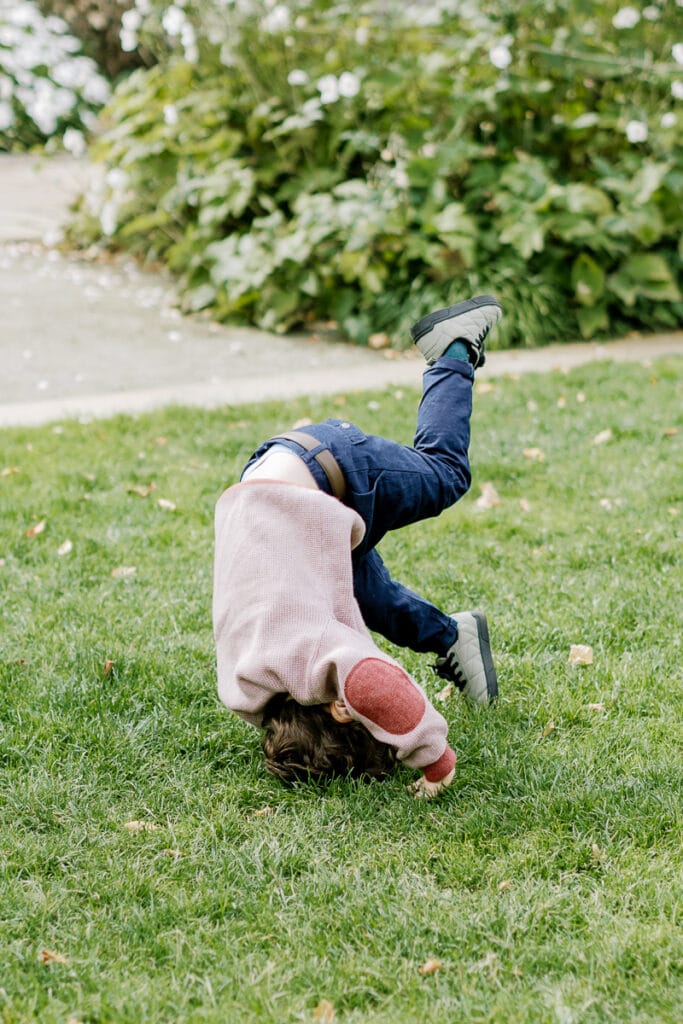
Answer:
[
  {"left": 523, "top": 448, "right": 544, "bottom": 462},
  {"left": 542, "top": 721, "right": 555, "bottom": 738},
  {"left": 519, "top": 498, "right": 531, "bottom": 513},
  {"left": 333, "top": 395, "right": 347, "bottom": 406},
  {"left": 475, "top": 482, "right": 501, "bottom": 510},
  {"left": 418, "top": 957, "right": 443, "bottom": 976},
  {"left": 662, "top": 427, "right": 678, "bottom": 438},
  {"left": 103, "top": 659, "right": 114, "bottom": 676},
  {"left": 40, "top": 949, "right": 68, "bottom": 965},
  {"left": 162, "top": 848, "right": 183, "bottom": 858},
  {"left": 128, "top": 483, "right": 156, "bottom": 498},
  {"left": 436, "top": 682, "right": 454, "bottom": 702},
  {"left": 112, "top": 566, "right": 136, "bottom": 579},
  {"left": 0, "top": 557, "right": 5, "bottom": 567},
  {"left": 253, "top": 806, "right": 273, "bottom": 817},
  {"left": 591, "top": 843, "right": 603, "bottom": 862},
  {"left": 368, "top": 331, "right": 390, "bottom": 349},
  {"left": 312, "top": 999, "right": 336, "bottom": 1023},
  {"left": 557, "top": 396, "right": 567, "bottom": 408},
  {"left": 475, "top": 380, "right": 496, "bottom": 395},
  {"left": 1, "top": 466, "right": 20, "bottom": 477},
  {"left": 157, "top": 498, "right": 177, "bottom": 511},
  {"left": 498, "top": 879, "right": 513, "bottom": 893},
  {"left": 57, "top": 540, "right": 73, "bottom": 556},
  {"left": 591, "top": 429, "right": 613, "bottom": 446},
  {"left": 154, "top": 436, "right": 168, "bottom": 446},
  {"left": 576, "top": 392, "right": 586, "bottom": 404},
  {"left": 587, "top": 702, "right": 605, "bottom": 712},
  {"left": 124, "top": 820, "right": 159, "bottom": 832},
  {"left": 569, "top": 644, "right": 594, "bottom": 666},
  {"left": 292, "top": 417, "right": 313, "bottom": 429},
  {"left": 26, "top": 519, "right": 46, "bottom": 538}
]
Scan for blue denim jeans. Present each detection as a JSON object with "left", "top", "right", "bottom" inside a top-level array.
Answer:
[{"left": 243, "top": 356, "right": 474, "bottom": 656}]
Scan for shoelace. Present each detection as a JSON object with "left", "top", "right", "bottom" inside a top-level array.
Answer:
[{"left": 434, "top": 653, "right": 466, "bottom": 690}]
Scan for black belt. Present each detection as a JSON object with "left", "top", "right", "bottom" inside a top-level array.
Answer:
[{"left": 269, "top": 431, "right": 347, "bottom": 502}]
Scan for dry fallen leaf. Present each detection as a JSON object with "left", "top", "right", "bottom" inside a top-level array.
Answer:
[
  {"left": 1, "top": 466, "right": 20, "bottom": 477},
  {"left": 333, "top": 395, "right": 347, "bottom": 406},
  {"left": 57, "top": 539, "right": 73, "bottom": 557},
  {"left": 292, "top": 417, "right": 313, "bottom": 429},
  {"left": 124, "top": 820, "right": 159, "bottom": 832},
  {"left": 253, "top": 806, "right": 273, "bottom": 817},
  {"left": 476, "top": 380, "right": 496, "bottom": 395},
  {"left": 557, "top": 396, "right": 567, "bottom": 408},
  {"left": 519, "top": 498, "right": 531, "bottom": 513},
  {"left": 368, "top": 331, "right": 390, "bottom": 350},
  {"left": 157, "top": 498, "right": 176, "bottom": 511},
  {"left": 103, "top": 659, "right": 114, "bottom": 676},
  {"left": 26, "top": 519, "right": 46, "bottom": 538},
  {"left": 576, "top": 392, "right": 586, "bottom": 404},
  {"left": 418, "top": 957, "right": 443, "bottom": 976},
  {"left": 523, "top": 447, "right": 545, "bottom": 462},
  {"left": 40, "top": 949, "right": 68, "bottom": 965},
  {"left": 154, "top": 436, "right": 168, "bottom": 446},
  {"left": 475, "top": 482, "right": 501, "bottom": 510},
  {"left": 542, "top": 721, "right": 555, "bottom": 738},
  {"left": 498, "top": 879, "right": 513, "bottom": 893},
  {"left": 312, "top": 999, "right": 336, "bottom": 1023},
  {"left": 587, "top": 702, "right": 606, "bottom": 712},
  {"left": 162, "top": 848, "right": 183, "bottom": 858},
  {"left": 569, "top": 644, "right": 594, "bottom": 666},
  {"left": 112, "top": 566, "right": 136, "bottom": 579},
  {"left": 591, "top": 429, "right": 613, "bottom": 447},
  {"left": 436, "top": 682, "right": 454, "bottom": 702},
  {"left": 128, "top": 483, "right": 156, "bottom": 498},
  {"left": 662, "top": 427, "right": 678, "bottom": 438}
]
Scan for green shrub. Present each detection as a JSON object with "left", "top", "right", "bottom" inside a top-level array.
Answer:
[{"left": 70, "top": 0, "right": 683, "bottom": 347}]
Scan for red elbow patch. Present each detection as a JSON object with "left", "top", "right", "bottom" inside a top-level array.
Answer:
[{"left": 344, "top": 658, "right": 425, "bottom": 735}]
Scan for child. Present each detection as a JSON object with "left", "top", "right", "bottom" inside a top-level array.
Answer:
[{"left": 213, "top": 295, "right": 502, "bottom": 798}]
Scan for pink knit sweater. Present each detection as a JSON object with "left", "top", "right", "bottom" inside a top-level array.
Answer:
[{"left": 213, "top": 481, "right": 456, "bottom": 781}]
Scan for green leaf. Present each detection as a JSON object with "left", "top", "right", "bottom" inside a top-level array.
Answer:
[
  {"left": 571, "top": 254, "right": 605, "bottom": 307},
  {"left": 608, "top": 253, "right": 681, "bottom": 306},
  {"left": 576, "top": 303, "right": 609, "bottom": 339}
]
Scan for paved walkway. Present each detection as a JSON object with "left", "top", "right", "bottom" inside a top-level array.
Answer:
[{"left": 2, "top": 153, "right": 682, "bottom": 428}]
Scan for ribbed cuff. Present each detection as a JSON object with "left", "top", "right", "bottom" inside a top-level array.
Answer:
[{"left": 423, "top": 746, "right": 457, "bottom": 782}]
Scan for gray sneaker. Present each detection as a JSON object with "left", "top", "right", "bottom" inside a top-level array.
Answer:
[
  {"left": 434, "top": 610, "right": 498, "bottom": 704},
  {"left": 411, "top": 295, "right": 503, "bottom": 367}
]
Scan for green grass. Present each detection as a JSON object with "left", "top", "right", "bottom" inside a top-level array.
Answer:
[{"left": 1, "top": 358, "right": 681, "bottom": 1024}]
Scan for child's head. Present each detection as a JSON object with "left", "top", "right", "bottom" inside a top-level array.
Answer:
[{"left": 261, "top": 693, "right": 396, "bottom": 784}]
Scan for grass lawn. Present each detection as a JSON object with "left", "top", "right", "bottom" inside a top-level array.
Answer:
[{"left": 1, "top": 356, "right": 681, "bottom": 1024}]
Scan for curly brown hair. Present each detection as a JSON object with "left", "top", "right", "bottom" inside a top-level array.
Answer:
[{"left": 261, "top": 694, "right": 396, "bottom": 784}]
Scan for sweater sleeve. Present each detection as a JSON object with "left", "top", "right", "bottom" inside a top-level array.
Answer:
[{"left": 340, "top": 657, "right": 456, "bottom": 781}]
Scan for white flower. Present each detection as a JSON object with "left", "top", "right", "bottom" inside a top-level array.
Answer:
[
  {"left": 106, "top": 168, "right": 128, "bottom": 190},
  {"left": 63, "top": 127, "right": 86, "bottom": 156},
  {"left": 612, "top": 7, "right": 640, "bottom": 29},
  {"left": 317, "top": 74, "right": 339, "bottom": 104},
  {"left": 0, "top": 100, "right": 13, "bottom": 132},
  {"left": 163, "top": 104, "right": 179, "bottom": 125},
  {"left": 162, "top": 6, "right": 185, "bottom": 36},
  {"left": 661, "top": 112, "right": 677, "bottom": 127},
  {"left": 287, "top": 69, "right": 308, "bottom": 86},
  {"left": 625, "top": 119, "right": 648, "bottom": 143},
  {"left": 100, "top": 201, "right": 118, "bottom": 236},
  {"left": 0, "top": 75, "right": 12, "bottom": 100},
  {"left": 673, "top": 44, "right": 683, "bottom": 65},
  {"left": 489, "top": 45, "right": 512, "bottom": 70},
  {"left": 122, "top": 9, "right": 142, "bottom": 32},
  {"left": 135, "top": 0, "right": 152, "bottom": 13},
  {"left": 672, "top": 81, "right": 683, "bottom": 100},
  {"left": 120, "top": 28, "right": 138, "bottom": 52},
  {"left": 261, "top": 4, "right": 289, "bottom": 33},
  {"left": 338, "top": 71, "right": 361, "bottom": 98},
  {"left": 642, "top": 5, "right": 660, "bottom": 19}
]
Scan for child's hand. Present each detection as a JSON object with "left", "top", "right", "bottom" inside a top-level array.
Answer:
[{"left": 408, "top": 767, "right": 455, "bottom": 800}]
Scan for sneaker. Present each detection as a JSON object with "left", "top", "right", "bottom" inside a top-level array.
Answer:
[
  {"left": 411, "top": 295, "right": 503, "bottom": 367},
  {"left": 433, "top": 610, "right": 498, "bottom": 704}
]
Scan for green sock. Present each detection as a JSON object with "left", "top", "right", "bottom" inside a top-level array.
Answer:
[{"left": 443, "top": 340, "right": 470, "bottom": 362}]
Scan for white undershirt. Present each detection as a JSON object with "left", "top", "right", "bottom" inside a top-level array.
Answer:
[{"left": 241, "top": 444, "right": 318, "bottom": 490}]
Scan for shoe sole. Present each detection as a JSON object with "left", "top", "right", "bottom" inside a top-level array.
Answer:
[
  {"left": 411, "top": 295, "right": 503, "bottom": 364},
  {"left": 471, "top": 609, "right": 498, "bottom": 703}
]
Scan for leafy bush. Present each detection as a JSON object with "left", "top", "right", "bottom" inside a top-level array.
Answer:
[
  {"left": 0, "top": 0, "right": 111, "bottom": 151},
  {"left": 36, "top": 0, "right": 147, "bottom": 79},
  {"left": 71, "top": 0, "right": 683, "bottom": 347}
]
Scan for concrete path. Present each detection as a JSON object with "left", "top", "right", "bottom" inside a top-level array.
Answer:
[{"left": 2, "top": 153, "right": 682, "bottom": 428}]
